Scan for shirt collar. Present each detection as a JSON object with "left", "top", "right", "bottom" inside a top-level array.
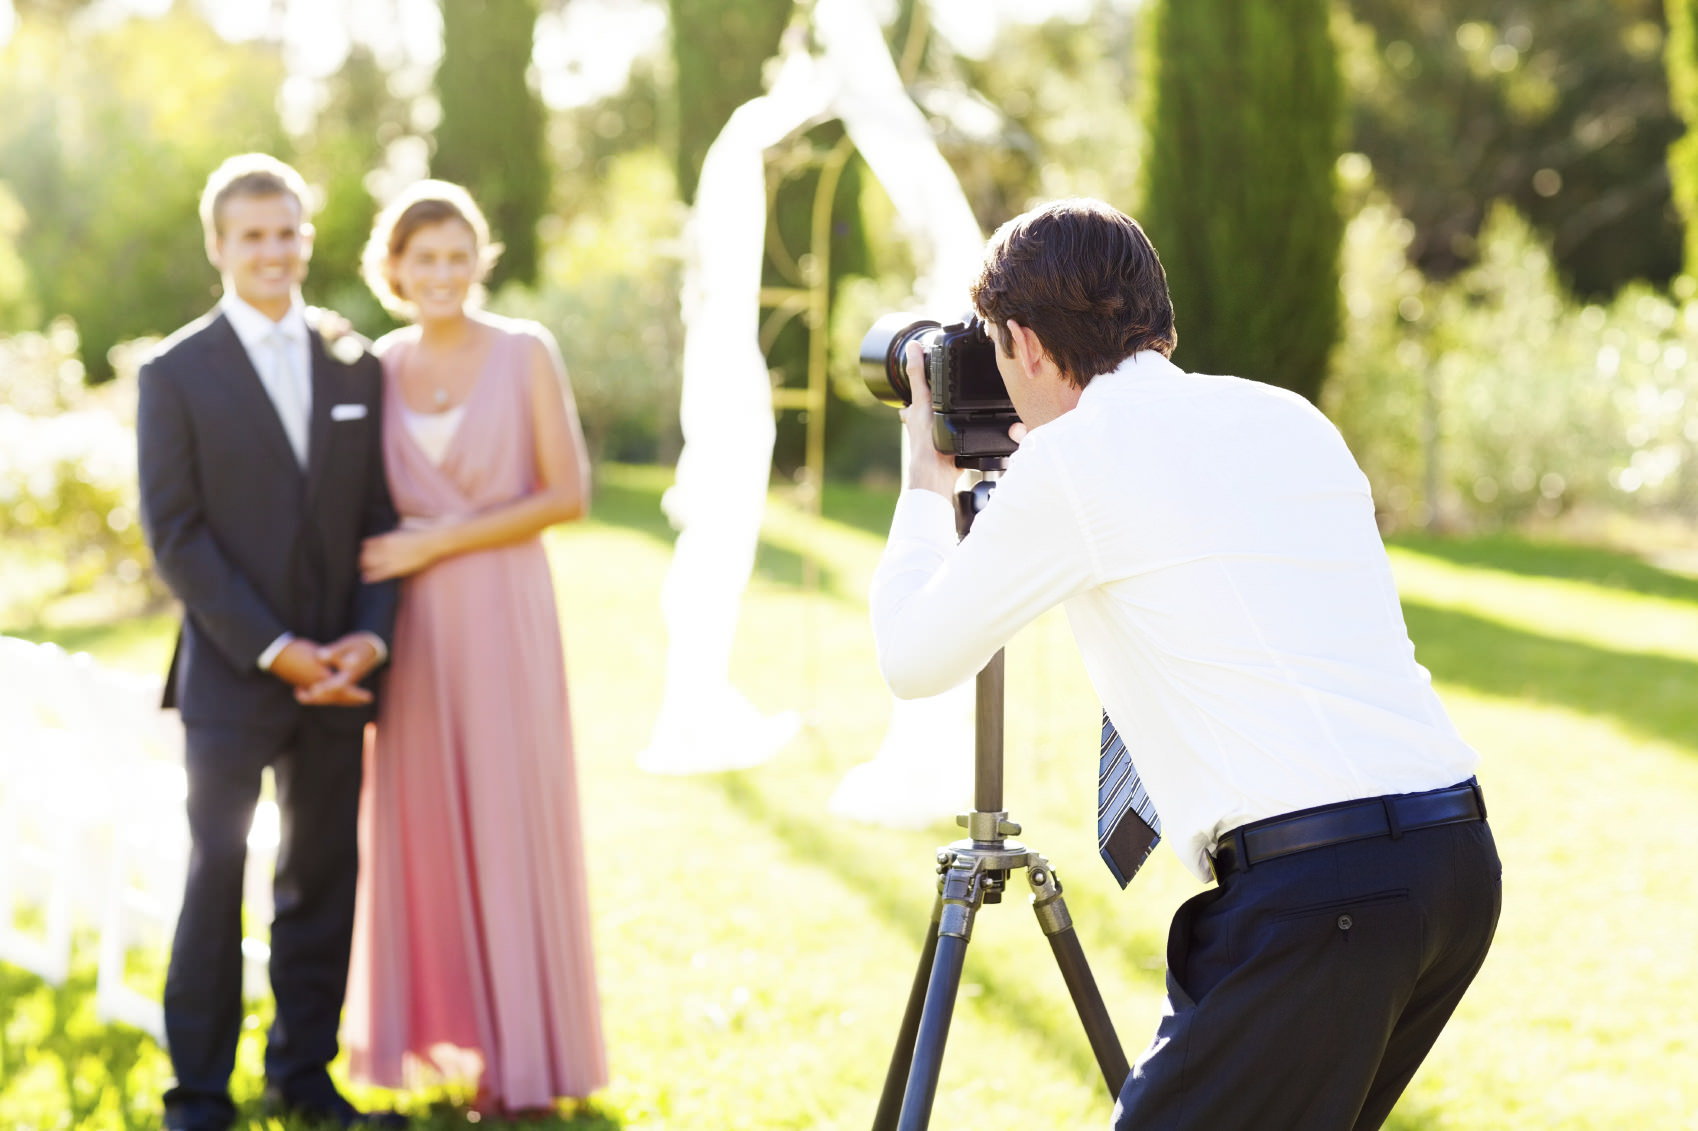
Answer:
[
  {"left": 220, "top": 292, "right": 308, "bottom": 350},
  {"left": 1077, "top": 349, "right": 1181, "bottom": 406}
]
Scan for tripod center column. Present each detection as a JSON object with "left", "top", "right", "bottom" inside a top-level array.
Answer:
[{"left": 973, "top": 648, "right": 1005, "bottom": 814}]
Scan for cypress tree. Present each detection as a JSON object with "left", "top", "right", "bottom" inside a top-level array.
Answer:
[
  {"left": 1668, "top": 0, "right": 1698, "bottom": 276},
  {"left": 668, "top": 0, "right": 793, "bottom": 205},
  {"left": 432, "top": 0, "right": 549, "bottom": 288},
  {"left": 299, "top": 47, "right": 408, "bottom": 329},
  {"left": 1139, "top": 0, "right": 1343, "bottom": 403}
]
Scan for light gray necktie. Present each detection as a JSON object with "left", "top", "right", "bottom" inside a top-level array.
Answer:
[{"left": 264, "top": 326, "right": 310, "bottom": 467}]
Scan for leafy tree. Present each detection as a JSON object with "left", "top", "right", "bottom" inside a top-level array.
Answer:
[
  {"left": 0, "top": 185, "right": 39, "bottom": 331},
  {"left": 432, "top": 0, "right": 550, "bottom": 288},
  {"left": 295, "top": 46, "right": 412, "bottom": 332},
  {"left": 953, "top": 8, "right": 1144, "bottom": 230},
  {"left": 1668, "top": 0, "right": 1698, "bottom": 277},
  {"left": 1346, "top": 0, "right": 1680, "bottom": 295},
  {"left": 1139, "top": 0, "right": 1344, "bottom": 403},
  {"left": 0, "top": 6, "right": 288, "bottom": 379}
]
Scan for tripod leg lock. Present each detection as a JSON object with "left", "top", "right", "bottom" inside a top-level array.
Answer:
[
  {"left": 1028, "top": 859, "right": 1074, "bottom": 936},
  {"left": 938, "top": 863, "right": 986, "bottom": 940}
]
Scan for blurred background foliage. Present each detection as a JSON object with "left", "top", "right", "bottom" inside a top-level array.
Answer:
[
  {"left": 3, "top": 0, "right": 1698, "bottom": 621},
  {"left": 1344, "top": 0, "right": 1682, "bottom": 297}
]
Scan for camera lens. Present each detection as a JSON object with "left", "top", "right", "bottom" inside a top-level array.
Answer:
[{"left": 860, "top": 313, "right": 941, "bottom": 407}]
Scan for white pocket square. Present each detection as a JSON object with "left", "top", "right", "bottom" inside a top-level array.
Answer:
[{"left": 330, "top": 403, "right": 368, "bottom": 422}]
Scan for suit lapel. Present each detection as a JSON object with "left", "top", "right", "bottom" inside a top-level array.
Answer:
[
  {"left": 302, "top": 330, "right": 337, "bottom": 507},
  {"left": 208, "top": 312, "right": 302, "bottom": 477}
]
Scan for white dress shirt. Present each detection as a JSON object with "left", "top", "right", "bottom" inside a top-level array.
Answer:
[
  {"left": 871, "top": 351, "right": 1479, "bottom": 881},
  {"left": 221, "top": 293, "right": 386, "bottom": 674},
  {"left": 221, "top": 292, "right": 312, "bottom": 467}
]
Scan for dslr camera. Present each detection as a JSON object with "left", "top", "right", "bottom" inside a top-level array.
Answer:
[{"left": 860, "top": 313, "right": 1021, "bottom": 467}]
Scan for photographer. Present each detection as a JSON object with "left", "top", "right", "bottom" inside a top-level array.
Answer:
[{"left": 870, "top": 198, "right": 1500, "bottom": 1130}]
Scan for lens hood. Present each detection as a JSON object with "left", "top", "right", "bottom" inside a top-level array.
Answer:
[{"left": 860, "top": 313, "right": 941, "bottom": 407}]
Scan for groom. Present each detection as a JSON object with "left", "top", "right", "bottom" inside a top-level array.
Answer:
[{"left": 137, "top": 154, "right": 401, "bottom": 1131}]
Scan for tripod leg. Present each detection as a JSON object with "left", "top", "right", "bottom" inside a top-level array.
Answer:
[
  {"left": 896, "top": 861, "right": 983, "bottom": 1131},
  {"left": 899, "top": 934, "right": 968, "bottom": 1131},
  {"left": 1030, "top": 861, "right": 1131, "bottom": 1097},
  {"left": 872, "top": 894, "right": 943, "bottom": 1131}
]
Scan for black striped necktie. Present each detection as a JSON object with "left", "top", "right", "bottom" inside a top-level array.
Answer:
[{"left": 1098, "top": 710, "right": 1161, "bottom": 888}]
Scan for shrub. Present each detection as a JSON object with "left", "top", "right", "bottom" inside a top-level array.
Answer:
[
  {"left": 0, "top": 321, "right": 158, "bottom": 623},
  {"left": 1327, "top": 194, "right": 1698, "bottom": 531},
  {"left": 490, "top": 151, "right": 685, "bottom": 466}
]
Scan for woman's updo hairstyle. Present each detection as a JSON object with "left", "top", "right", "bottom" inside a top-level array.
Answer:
[{"left": 361, "top": 179, "right": 503, "bottom": 317}]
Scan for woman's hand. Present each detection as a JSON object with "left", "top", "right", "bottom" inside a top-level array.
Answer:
[{"left": 362, "top": 526, "right": 446, "bottom": 581}]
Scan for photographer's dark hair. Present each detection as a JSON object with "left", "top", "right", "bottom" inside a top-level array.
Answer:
[{"left": 970, "top": 198, "right": 1176, "bottom": 387}]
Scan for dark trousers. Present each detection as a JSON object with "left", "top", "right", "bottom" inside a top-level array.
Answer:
[
  {"left": 1114, "top": 817, "right": 1501, "bottom": 1130},
  {"left": 162, "top": 715, "right": 364, "bottom": 1129}
]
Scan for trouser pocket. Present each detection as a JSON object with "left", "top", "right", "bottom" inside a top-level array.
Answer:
[
  {"left": 1165, "top": 885, "right": 1225, "bottom": 1007},
  {"left": 1271, "top": 887, "right": 1411, "bottom": 924}
]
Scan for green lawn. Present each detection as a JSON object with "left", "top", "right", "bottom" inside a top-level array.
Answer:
[{"left": 4, "top": 466, "right": 1696, "bottom": 1129}]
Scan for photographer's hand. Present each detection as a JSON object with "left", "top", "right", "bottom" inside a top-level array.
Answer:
[{"left": 900, "top": 341, "right": 960, "bottom": 498}]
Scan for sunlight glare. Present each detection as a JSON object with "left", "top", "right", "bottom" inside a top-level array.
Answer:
[
  {"left": 929, "top": 0, "right": 1134, "bottom": 59},
  {"left": 533, "top": 0, "right": 667, "bottom": 111},
  {"left": 202, "top": 0, "right": 440, "bottom": 78}
]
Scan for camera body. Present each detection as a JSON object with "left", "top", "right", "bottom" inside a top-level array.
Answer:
[{"left": 860, "top": 313, "right": 1021, "bottom": 467}]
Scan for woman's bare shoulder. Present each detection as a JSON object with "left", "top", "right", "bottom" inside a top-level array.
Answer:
[
  {"left": 372, "top": 326, "right": 418, "bottom": 360},
  {"left": 477, "top": 311, "right": 557, "bottom": 353}
]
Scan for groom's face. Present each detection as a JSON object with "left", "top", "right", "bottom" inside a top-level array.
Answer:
[{"left": 208, "top": 191, "right": 312, "bottom": 320}]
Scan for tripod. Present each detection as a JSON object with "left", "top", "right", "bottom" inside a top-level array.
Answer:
[{"left": 871, "top": 473, "right": 1131, "bottom": 1131}]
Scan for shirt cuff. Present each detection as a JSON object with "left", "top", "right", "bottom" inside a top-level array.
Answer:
[
  {"left": 352, "top": 631, "right": 389, "bottom": 668},
  {"left": 257, "top": 632, "right": 294, "bottom": 671}
]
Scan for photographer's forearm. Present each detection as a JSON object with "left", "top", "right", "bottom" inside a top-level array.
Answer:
[
  {"left": 871, "top": 492, "right": 1000, "bottom": 698},
  {"left": 872, "top": 447, "right": 1097, "bottom": 698}
]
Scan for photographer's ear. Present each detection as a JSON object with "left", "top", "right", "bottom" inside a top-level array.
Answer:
[{"left": 1005, "top": 320, "right": 1053, "bottom": 382}]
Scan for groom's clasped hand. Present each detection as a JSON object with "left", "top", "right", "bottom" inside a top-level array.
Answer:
[{"left": 275, "top": 633, "right": 381, "bottom": 706}]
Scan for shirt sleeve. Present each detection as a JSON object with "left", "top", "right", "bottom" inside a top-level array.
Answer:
[
  {"left": 257, "top": 633, "right": 295, "bottom": 671},
  {"left": 870, "top": 438, "right": 1098, "bottom": 699},
  {"left": 350, "top": 630, "right": 389, "bottom": 667}
]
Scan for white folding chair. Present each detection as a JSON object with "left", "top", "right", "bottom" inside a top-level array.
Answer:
[
  {"left": 1, "top": 635, "right": 288, "bottom": 1033},
  {"left": 95, "top": 760, "right": 187, "bottom": 1040},
  {"left": 0, "top": 722, "right": 87, "bottom": 986}
]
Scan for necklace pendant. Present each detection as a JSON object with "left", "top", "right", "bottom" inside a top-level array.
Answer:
[{"left": 433, "top": 387, "right": 449, "bottom": 408}]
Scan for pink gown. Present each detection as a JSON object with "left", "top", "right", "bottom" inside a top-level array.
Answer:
[{"left": 345, "top": 325, "right": 607, "bottom": 1105}]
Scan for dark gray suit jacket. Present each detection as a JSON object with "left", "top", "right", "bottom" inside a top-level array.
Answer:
[{"left": 137, "top": 308, "right": 399, "bottom": 733}]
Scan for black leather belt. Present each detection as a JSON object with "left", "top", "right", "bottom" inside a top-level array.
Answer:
[{"left": 1210, "top": 778, "right": 1486, "bottom": 880}]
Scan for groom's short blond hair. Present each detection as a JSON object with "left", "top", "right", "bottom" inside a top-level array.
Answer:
[{"left": 200, "top": 154, "right": 312, "bottom": 240}]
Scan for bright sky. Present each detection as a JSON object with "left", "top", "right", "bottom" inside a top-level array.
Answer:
[{"left": 0, "top": 0, "right": 1142, "bottom": 104}]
